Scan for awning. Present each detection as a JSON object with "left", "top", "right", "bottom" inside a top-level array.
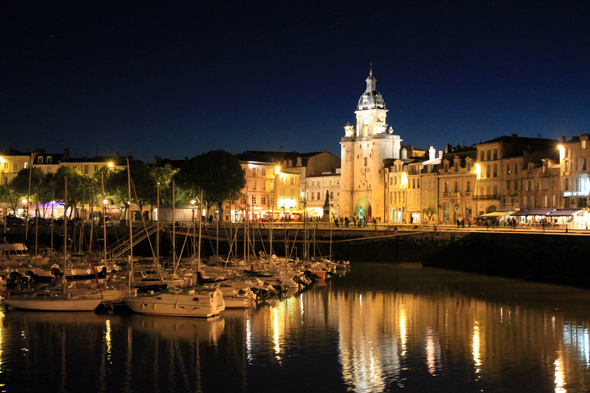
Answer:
[
  {"left": 546, "top": 209, "right": 583, "bottom": 216},
  {"left": 481, "top": 212, "right": 512, "bottom": 217},
  {"left": 511, "top": 209, "right": 555, "bottom": 216}
]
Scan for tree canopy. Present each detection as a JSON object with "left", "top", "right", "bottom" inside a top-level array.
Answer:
[{"left": 177, "top": 150, "right": 245, "bottom": 207}]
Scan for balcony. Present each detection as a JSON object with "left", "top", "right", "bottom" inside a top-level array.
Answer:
[{"left": 476, "top": 194, "right": 500, "bottom": 200}]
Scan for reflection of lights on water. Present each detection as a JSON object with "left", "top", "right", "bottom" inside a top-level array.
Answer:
[
  {"left": 554, "top": 356, "right": 565, "bottom": 393},
  {"left": 563, "top": 322, "right": 590, "bottom": 368},
  {"left": 359, "top": 294, "right": 362, "bottom": 313},
  {"left": 246, "top": 317, "right": 253, "bottom": 363},
  {"left": 300, "top": 296, "right": 304, "bottom": 317},
  {"left": 426, "top": 328, "right": 438, "bottom": 375},
  {"left": 473, "top": 321, "right": 481, "bottom": 375},
  {"left": 500, "top": 308, "right": 503, "bottom": 323},
  {"left": 273, "top": 307, "right": 281, "bottom": 359},
  {"left": 400, "top": 304, "right": 406, "bottom": 356},
  {"left": 105, "top": 320, "right": 112, "bottom": 365}
]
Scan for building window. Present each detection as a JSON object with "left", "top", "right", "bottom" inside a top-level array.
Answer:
[
  {"left": 480, "top": 151, "right": 485, "bottom": 161},
  {"left": 486, "top": 165, "right": 491, "bottom": 178},
  {"left": 317, "top": 192, "right": 320, "bottom": 200},
  {"left": 506, "top": 180, "right": 511, "bottom": 191},
  {"left": 364, "top": 157, "right": 368, "bottom": 166},
  {"left": 241, "top": 195, "right": 246, "bottom": 204},
  {"left": 270, "top": 195, "right": 274, "bottom": 206},
  {"left": 84, "top": 165, "right": 89, "bottom": 174},
  {"left": 47, "top": 157, "right": 52, "bottom": 164},
  {"left": 290, "top": 177, "right": 294, "bottom": 185},
  {"left": 330, "top": 191, "right": 334, "bottom": 199},
  {"left": 565, "top": 179, "right": 570, "bottom": 191},
  {"left": 454, "top": 181, "right": 458, "bottom": 193},
  {"left": 317, "top": 181, "right": 320, "bottom": 187},
  {"left": 444, "top": 182, "right": 449, "bottom": 193},
  {"left": 290, "top": 189, "right": 294, "bottom": 198},
  {"left": 493, "top": 149, "right": 497, "bottom": 160},
  {"left": 37, "top": 156, "right": 43, "bottom": 164},
  {"left": 252, "top": 180, "right": 257, "bottom": 190},
  {"left": 565, "top": 161, "right": 569, "bottom": 172},
  {"left": 466, "top": 181, "right": 471, "bottom": 192},
  {"left": 583, "top": 140, "right": 587, "bottom": 150},
  {"left": 311, "top": 193, "right": 314, "bottom": 201},
  {"left": 524, "top": 196, "right": 528, "bottom": 208},
  {"left": 487, "top": 150, "right": 491, "bottom": 161},
  {"left": 544, "top": 195, "right": 548, "bottom": 208},
  {"left": 262, "top": 168, "right": 266, "bottom": 176},
  {"left": 261, "top": 195, "right": 266, "bottom": 205},
  {"left": 514, "top": 164, "right": 519, "bottom": 175},
  {"left": 552, "top": 195, "right": 556, "bottom": 207},
  {"left": 506, "top": 164, "right": 511, "bottom": 175},
  {"left": 514, "top": 180, "right": 518, "bottom": 190},
  {"left": 582, "top": 158, "right": 587, "bottom": 171},
  {"left": 252, "top": 167, "right": 257, "bottom": 176},
  {"left": 493, "top": 164, "right": 497, "bottom": 178},
  {"left": 252, "top": 195, "right": 256, "bottom": 205}
]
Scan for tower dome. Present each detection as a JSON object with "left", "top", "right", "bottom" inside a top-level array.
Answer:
[{"left": 357, "top": 67, "right": 386, "bottom": 111}]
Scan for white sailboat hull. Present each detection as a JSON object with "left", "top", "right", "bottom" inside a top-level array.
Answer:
[
  {"left": 4, "top": 293, "right": 101, "bottom": 311},
  {"left": 124, "top": 291, "right": 225, "bottom": 318}
]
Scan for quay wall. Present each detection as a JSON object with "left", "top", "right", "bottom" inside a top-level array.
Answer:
[{"left": 327, "top": 231, "right": 590, "bottom": 289}]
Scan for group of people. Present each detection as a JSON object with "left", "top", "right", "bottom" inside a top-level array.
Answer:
[{"left": 456, "top": 216, "right": 472, "bottom": 228}]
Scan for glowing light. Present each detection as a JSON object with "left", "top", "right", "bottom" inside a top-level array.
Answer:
[
  {"left": 191, "top": 199, "right": 196, "bottom": 205},
  {"left": 558, "top": 145, "right": 565, "bottom": 161},
  {"left": 278, "top": 198, "right": 296, "bottom": 209},
  {"left": 103, "top": 199, "right": 108, "bottom": 205},
  {"left": 22, "top": 199, "right": 27, "bottom": 204},
  {"left": 275, "top": 166, "right": 281, "bottom": 175},
  {"left": 400, "top": 173, "right": 408, "bottom": 188},
  {"left": 474, "top": 163, "right": 481, "bottom": 179},
  {"left": 108, "top": 162, "right": 114, "bottom": 168}
]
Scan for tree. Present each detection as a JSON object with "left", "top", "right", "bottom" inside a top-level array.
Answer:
[
  {"left": 7, "top": 167, "right": 46, "bottom": 214},
  {"left": 422, "top": 205, "right": 437, "bottom": 222},
  {"left": 50, "top": 166, "right": 87, "bottom": 219},
  {"left": 177, "top": 150, "right": 246, "bottom": 218},
  {"left": 106, "top": 160, "right": 158, "bottom": 220}
]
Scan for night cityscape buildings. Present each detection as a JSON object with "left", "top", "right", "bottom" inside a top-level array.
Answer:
[{"left": 0, "top": 69, "right": 588, "bottom": 228}]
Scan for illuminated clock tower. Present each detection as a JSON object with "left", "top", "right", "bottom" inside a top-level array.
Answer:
[{"left": 340, "top": 68, "right": 402, "bottom": 221}]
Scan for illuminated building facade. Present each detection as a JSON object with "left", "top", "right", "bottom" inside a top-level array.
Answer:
[
  {"left": 476, "top": 134, "right": 559, "bottom": 215},
  {"left": 304, "top": 170, "right": 341, "bottom": 219},
  {"left": 437, "top": 147, "right": 477, "bottom": 223},
  {"left": 340, "top": 68, "right": 402, "bottom": 222},
  {"left": 560, "top": 134, "right": 590, "bottom": 209}
]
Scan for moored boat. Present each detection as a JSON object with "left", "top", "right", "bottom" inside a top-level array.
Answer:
[{"left": 123, "top": 288, "right": 225, "bottom": 318}]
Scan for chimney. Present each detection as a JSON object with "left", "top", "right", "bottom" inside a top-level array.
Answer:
[
  {"left": 114, "top": 151, "right": 120, "bottom": 161},
  {"left": 401, "top": 148, "right": 408, "bottom": 159},
  {"left": 429, "top": 146, "right": 435, "bottom": 161},
  {"left": 512, "top": 133, "right": 518, "bottom": 145},
  {"left": 63, "top": 148, "right": 70, "bottom": 160},
  {"left": 561, "top": 136, "right": 566, "bottom": 143},
  {"left": 445, "top": 143, "right": 452, "bottom": 153}
]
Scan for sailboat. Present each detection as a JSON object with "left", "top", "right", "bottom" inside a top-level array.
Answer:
[
  {"left": 3, "top": 177, "right": 102, "bottom": 311},
  {"left": 123, "top": 185, "right": 225, "bottom": 317}
]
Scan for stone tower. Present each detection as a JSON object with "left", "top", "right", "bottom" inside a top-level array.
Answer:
[{"left": 340, "top": 68, "right": 402, "bottom": 220}]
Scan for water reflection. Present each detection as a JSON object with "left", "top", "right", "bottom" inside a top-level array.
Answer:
[{"left": 2, "top": 266, "right": 590, "bottom": 392}]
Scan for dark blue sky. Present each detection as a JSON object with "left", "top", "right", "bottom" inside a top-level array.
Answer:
[{"left": 2, "top": 1, "right": 590, "bottom": 161}]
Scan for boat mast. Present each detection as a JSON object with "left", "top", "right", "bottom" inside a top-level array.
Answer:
[
  {"left": 172, "top": 178, "right": 176, "bottom": 270},
  {"left": 156, "top": 182, "right": 160, "bottom": 268},
  {"left": 101, "top": 172, "right": 107, "bottom": 287},
  {"left": 197, "top": 189, "right": 202, "bottom": 275},
  {"left": 127, "top": 159, "right": 133, "bottom": 294},
  {"left": 63, "top": 177, "right": 67, "bottom": 294}
]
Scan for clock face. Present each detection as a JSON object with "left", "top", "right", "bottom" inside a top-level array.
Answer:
[{"left": 363, "top": 118, "right": 368, "bottom": 125}]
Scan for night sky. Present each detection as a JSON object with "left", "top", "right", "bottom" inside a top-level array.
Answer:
[{"left": 3, "top": 1, "right": 590, "bottom": 161}]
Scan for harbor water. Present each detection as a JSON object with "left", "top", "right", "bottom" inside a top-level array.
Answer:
[{"left": 1, "top": 263, "right": 590, "bottom": 392}]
